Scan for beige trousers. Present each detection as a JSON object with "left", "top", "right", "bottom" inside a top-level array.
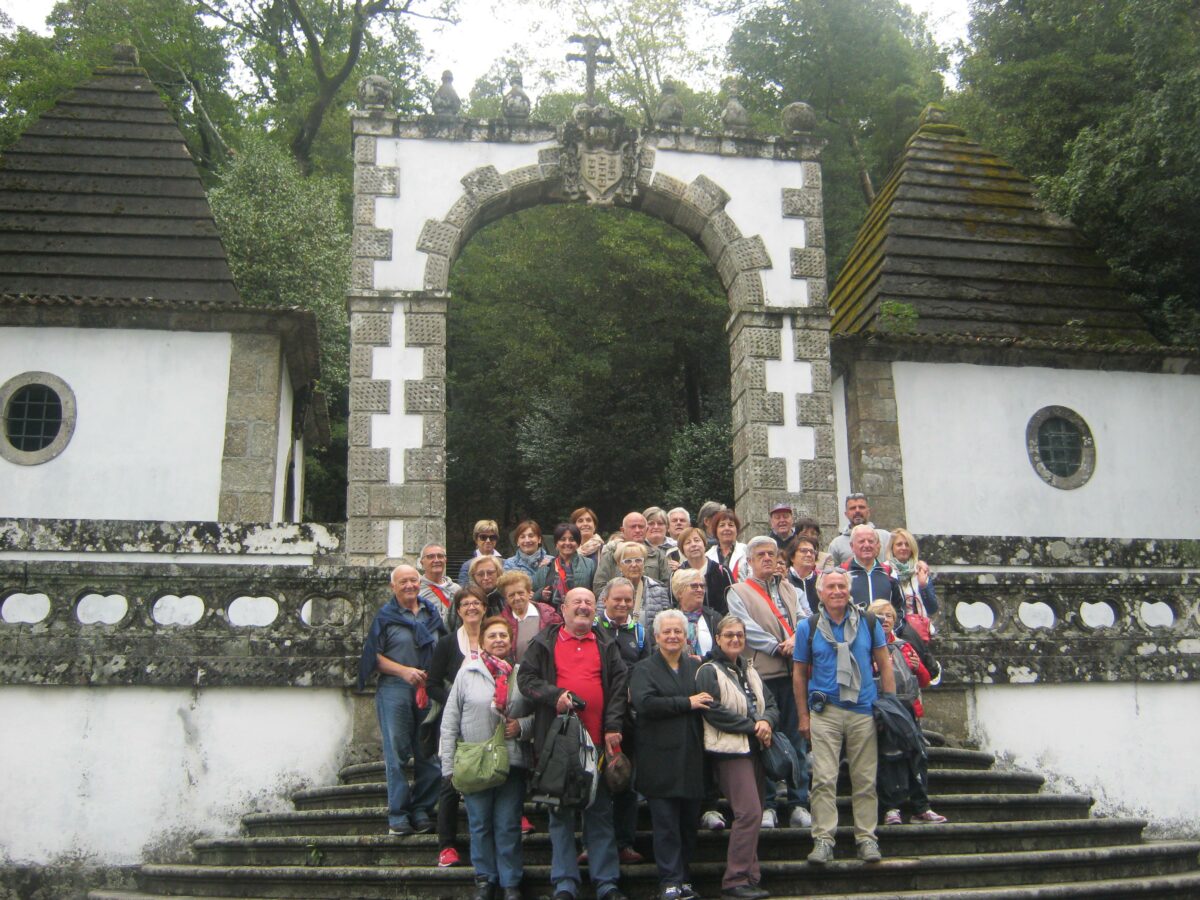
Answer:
[{"left": 808, "top": 703, "right": 879, "bottom": 843}]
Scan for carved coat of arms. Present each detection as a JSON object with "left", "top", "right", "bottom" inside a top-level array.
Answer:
[{"left": 559, "top": 104, "right": 641, "bottom": 205}]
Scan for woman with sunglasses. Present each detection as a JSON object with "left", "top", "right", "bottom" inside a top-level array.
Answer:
[{"left": 458, "top": 520, "right": 504, "bottom": 587}]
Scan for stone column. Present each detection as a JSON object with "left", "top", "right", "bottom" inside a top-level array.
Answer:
[
  {"left": 345, "top": 296, "right": 447, "bottom": 565},
  {"left": 843, "top": 359, "right": 906, "bottom": 529},
  {"left": 729, "top": 307, "right": 835, "bottom": 538}
]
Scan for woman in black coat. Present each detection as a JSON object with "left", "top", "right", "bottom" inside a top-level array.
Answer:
[{"left": 630, "top": 609, "right": 713, "bottom": 900}]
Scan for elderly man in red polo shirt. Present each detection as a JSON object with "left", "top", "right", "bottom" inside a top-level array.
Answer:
[{"left": 518, "top": 588, "right": 630, "bottom": 900}]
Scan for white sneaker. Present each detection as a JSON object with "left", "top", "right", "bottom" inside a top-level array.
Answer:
[
  {"left": 701, "top": 810, "right": 726, "bottom": 831},
  {"left": 789, "top": 807, "right": 812, "bottom": 828},
  {"left": 761, "top": 809, "right": 777, "bottom": 829}
]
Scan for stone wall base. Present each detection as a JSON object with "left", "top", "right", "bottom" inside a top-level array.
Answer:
[{"left": 0, "top": 864, "right": 139, "bottom": 900}]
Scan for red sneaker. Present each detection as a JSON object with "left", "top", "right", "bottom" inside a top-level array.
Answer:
[
  {"left": 618, "top": 847, "right": 645, "bottom": 864},
  {"left": 521, "top": 816, "right": 535, "bottom": 834},
  {"left": 438, "top": 847, "right": 461, "bottom": 867}
]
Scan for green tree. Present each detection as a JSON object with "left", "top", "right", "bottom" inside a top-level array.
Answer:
[
  {"left": 198, "top": 0, "right": 439, "bottom": 174},
  {"left": 208, "top": 136, "right": 352, "bottom": 519},
  {"left": 663, "top": 418, "right": 734, "bottom": 513},
  {"left": 725, "top": 0, "right": 946, "bottom": 274},
  {"left": 954, "top": 0, "right": 1200, "bottom": 345},
  {"left": 446, "top": 205, "right": 731, "bottom": 545}
]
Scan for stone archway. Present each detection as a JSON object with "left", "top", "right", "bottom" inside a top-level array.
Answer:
[{"left": 344, "top": 86, "right": 837, "bottom": 564}]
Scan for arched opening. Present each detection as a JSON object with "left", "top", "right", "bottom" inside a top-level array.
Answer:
[{"left": 445, "top": 204, "right": 733, "bottom": 547}]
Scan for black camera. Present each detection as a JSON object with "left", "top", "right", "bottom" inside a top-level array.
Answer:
[
  {"left": 810, "top": 691, "right": 828, "bottom": 714},
  {"left": 572, "top": 696, "right": 588, "bottom": 711}
]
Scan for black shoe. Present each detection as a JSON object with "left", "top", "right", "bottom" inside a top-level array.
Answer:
[
  {"left": 473, "top": 879, "right": 496, "bottom": 900},
  {"left": 721, "top": 886, "right": 769, "bottom": 900},
  {"left": 680, "top": 884, "right": 700, "bottom": 900},
  {"left": 387, "top": 819, "right": 414, "bottom": 836},
  {"left": 503, "top": 888, "right": 522, "bottom": 900},
  {"left": 412, "top": 813, "right": 434, "bottom": 833}
]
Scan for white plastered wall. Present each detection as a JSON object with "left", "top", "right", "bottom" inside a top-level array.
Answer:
[
  {"left": 970, "top": 682, "right": 1200, "bottom": 833},
  {"left": 0, "top": 686, "right": 353, "bottom": 865},
  {"left": 372, "top": 138, "right": 814, "bottom": 308},
  {"left": 0, "top": 328, "right": 230, "bottom": 521},
  {"left": 892, "top": 361, "right": 1200, "bottom": 538}
]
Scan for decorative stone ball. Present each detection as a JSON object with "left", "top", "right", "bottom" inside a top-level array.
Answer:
[
  {"left": 781, "top": 101, "right": 817, "bottom": 134},
  {"left": 432, "top": 70, "right": 462, "bottom": 116},
  {"left": 358, "top": 75, "right": 395, "bottom": 110},
  {"left": 655, "top": 80, "right": 685, "bottom": 127},
  {"left": 502, "top": 71, "right": 531, "bottom": 120}
]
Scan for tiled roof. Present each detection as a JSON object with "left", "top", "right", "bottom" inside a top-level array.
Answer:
[
  {"left": 0, "top": 49, "right": 239, "bottom": 304},
  {"left": 829, "top": 106, "right": 1159, "bottom": 346}
]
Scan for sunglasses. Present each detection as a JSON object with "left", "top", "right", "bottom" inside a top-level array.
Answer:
[{"left": 476, "top": 534, "right": 498, "bottom": 542}]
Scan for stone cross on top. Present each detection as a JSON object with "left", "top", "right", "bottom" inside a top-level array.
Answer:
[{"left": 567, "top": 34, "right": 615, "bottom": 106}]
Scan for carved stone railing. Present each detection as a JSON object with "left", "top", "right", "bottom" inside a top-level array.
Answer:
[
  {"left": 917, "top": 536, "right": 1200, "bottom": 684},
  {"left": 0, "top": 561, "right": 385, "bottom": 687}
]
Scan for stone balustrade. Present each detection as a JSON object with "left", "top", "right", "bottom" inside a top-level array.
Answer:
[{"left": 0, "top": 561, "right": 386, "bottom": 687}]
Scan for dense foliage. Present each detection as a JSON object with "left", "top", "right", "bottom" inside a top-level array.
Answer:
[{"left": 446, "top": 205, "right": 732, "bottom": 546}]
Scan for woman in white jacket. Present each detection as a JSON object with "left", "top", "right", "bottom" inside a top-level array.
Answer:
[{"left": 440, "top": 617, "right": 533, "bottom": 900}]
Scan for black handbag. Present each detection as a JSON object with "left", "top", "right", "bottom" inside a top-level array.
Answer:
[{"left": 760, "top": 732, "right": 802, "bottom": 786}]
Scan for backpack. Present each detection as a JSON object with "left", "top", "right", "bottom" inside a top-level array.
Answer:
[
  {"left": 883, "top": 640, "right": 920, "bottom": 705},
  {"left": 529, "top": 711, "right": 600, "bottom": 810}
]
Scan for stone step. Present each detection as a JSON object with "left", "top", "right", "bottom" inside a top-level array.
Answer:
[
  {"left": 302, "top": 769, "right": 1038, "bottom": 813},
  {"left": 86, "top": 868, "right": 1200, "bottom": 900},
  {"left": 242, "top": 793, "right": 1096, "bottom": 838},
  {"left": 336, "top": 746, "right": 996, "bottom": 786},
  {"left": 131, "top": 841, "right": 1200, "bottom": 898},
  {"left": 796, "top": 870, "right": 1200, "bottom": 898},
  {"left": 194, "top": 818, "right": 1148, "bottom": 867}
]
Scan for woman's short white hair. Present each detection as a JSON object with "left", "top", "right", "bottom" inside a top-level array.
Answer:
[
  {"left": 615, "top": 541, "right": 646, "bottom": 563},
  {"left": 653, "top": 607, "right": 688, "bottom": 637},
  {"left": 670, "top": 566, "right": 704, "bottom": 599}
]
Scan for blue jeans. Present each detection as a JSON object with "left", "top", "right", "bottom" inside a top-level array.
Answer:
[
  {"left": 463, "top": 768, "right": 526, "bottom": 887},
  {"left": 763, "top": 675, "right": 809, "bottom": 812},
  {"left": 375, "top": 678, "right": 440, "bottom": 829},
  {"left": 548, "top": 777, "right": 620, "bottom": 897}
]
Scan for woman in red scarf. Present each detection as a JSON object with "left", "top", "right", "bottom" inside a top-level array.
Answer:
[{"left": 440, "top": 617, "right": 533, "bottom": 900}]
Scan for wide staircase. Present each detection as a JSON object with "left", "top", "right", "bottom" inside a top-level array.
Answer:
[{"left": 91, "top": 732, "right": 1200, "bottom": 900}]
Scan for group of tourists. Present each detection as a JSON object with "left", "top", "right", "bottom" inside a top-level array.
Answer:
[{"left": 358, "top": 493, "right": 944, "bottom": 900}]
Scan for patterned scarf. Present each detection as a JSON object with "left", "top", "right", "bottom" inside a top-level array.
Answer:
[
  {"left": 684, "top": 607, "right": 705, "bottom": 657},
  {"left": 481, "top": 651, "right": 513, "bottom": 713}
]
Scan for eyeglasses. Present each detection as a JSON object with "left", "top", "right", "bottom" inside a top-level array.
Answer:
[
  {"left": 795, "top": 548, "right": 816, "bottom": 556},
  {"left": 720, "top": 633, "right": 745, "bottom": 641},
  {"left": 684, "top": 583, "right": 705, "bottom": 590},
  {"left": 476, "top": 534, "right": 498, "bottom": 542},
  {"left": 620, "top": 557, "right": 645, "bottom": 565},
  {"left": 423, "top": 553, "right": 447, "bottom": 559},
  {"left": 459, "top": 600, "right": 485, "bottom": 609}
]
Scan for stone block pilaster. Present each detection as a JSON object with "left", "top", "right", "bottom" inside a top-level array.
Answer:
[
  {"left": 219, "top": 332, "right": 284, "bottom": 522},
  {"left": 843, "top": 359, "right": 906, "bottom": 530}
]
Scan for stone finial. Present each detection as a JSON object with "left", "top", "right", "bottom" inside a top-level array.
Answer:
[
  {"left": 358, "top": 74, "right": 395, "bottom": 110},
  {"left": 917, "top": 102, "right": 966, "bottom": 136},
  {"left": 654, "top": 79, "right": 685, "bottom": 127},
  {"left": 502, "top": 70, "right": 531, "bottom": 121},
  {"left": 432, "top": 70, "right": 462, "bottom": 116},
  {"left": 721, "top": 81, "right": 751, "bottom": 133},
  {"left": 781, "top": 101, "right": 817, "bottom": 134},
  {"left": 112, "top": 41, "right": 139, "bottom": 66}
]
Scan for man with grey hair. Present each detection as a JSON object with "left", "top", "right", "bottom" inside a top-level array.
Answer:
[
  {"left": 794, "top": 568, "right": 895, "bottom": 865},
  {"left": 418, "top": 542, "right": 460, "bottom": 622},
  {"left": 726, "top": 536, "right": 811, "bottom": 829},
  {"left": 666, "top": 507, "right": 692, "bottom": 542},
  {"left": 593, "top": 510, "right": 669, "bottom": 594},
  {"left": 827, "top": 492, "right": 891, "bottom": 566},
  {"left": 519, "top": 588, "right": 630, "bottom": 900},
  {"left": 844, "top": 524, "right": 904, "bottom": 620},
  {"left": 357, "top": 564, "right": 447, "bottom": 836}
]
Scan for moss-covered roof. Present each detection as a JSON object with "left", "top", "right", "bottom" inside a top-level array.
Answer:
[
  {"left": 829, "top": 106, "right": 1159, "bottom": 346},
  {"left": 0, "top": 47, "right": 240, "bottom": 304}
]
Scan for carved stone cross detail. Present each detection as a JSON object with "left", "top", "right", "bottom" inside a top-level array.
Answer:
[{"left": 567, "top": 34, "right": 615, "bottom": 106}]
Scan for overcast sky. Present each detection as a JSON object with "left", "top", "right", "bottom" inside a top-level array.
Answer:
[{"left": 2, "top": 0, "right": 971, "bottom": 97}]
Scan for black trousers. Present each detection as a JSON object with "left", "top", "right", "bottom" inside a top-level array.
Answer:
[
  {"left": 438, "top": 776, "right": 460, "bottom": 849},
  {"left": 647, "top": 796, "right": 701, "bottom": 887}
]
